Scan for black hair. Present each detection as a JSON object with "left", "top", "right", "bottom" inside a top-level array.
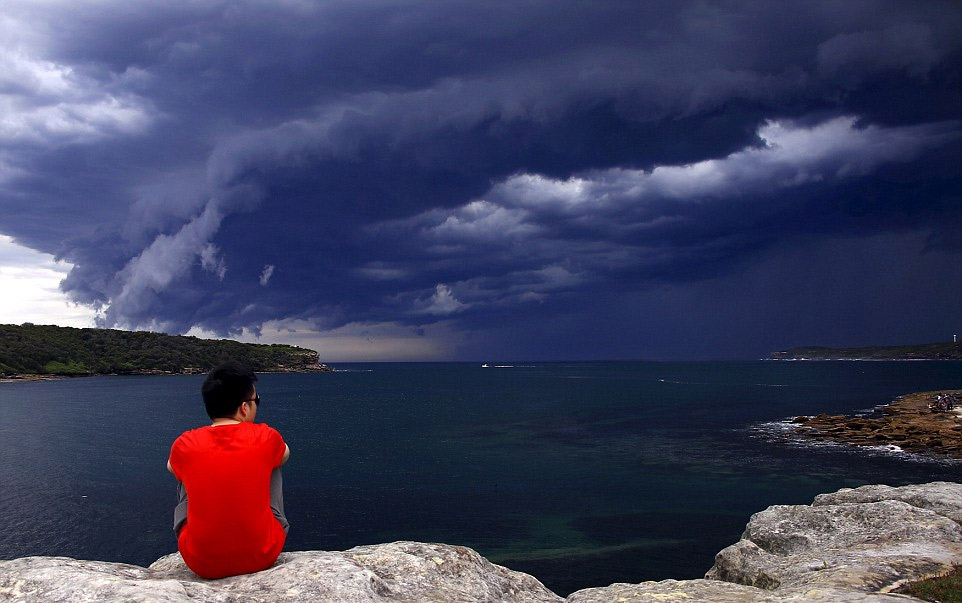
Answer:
[{"left": 201, "top": 360, "right": 258, "bottom": 420}]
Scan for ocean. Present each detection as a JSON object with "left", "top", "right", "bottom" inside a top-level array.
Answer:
[{"left": 1, "top": 361, "right": 960, "bottom": 595}]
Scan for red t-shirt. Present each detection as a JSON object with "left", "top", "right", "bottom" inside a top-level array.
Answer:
[{"left": 169, "top": 422, "right": 287, "bottom": 579}]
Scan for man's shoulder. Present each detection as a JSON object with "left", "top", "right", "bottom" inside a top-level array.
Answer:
[
  {"left": 249, "top": 422, "right": 284, "bottom": 441},
  {"left": 250, "top": 422, "right": 281, "bottom": 434},
  {"left": 171, "top": 425, "right": 211, "bottom": 447},
  {"left": 174, "top": 425, "right": 212, "bottom": 439}
]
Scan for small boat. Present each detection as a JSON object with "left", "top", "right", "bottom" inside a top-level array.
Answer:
[{"left": 481, "top": 363, "right": 490, "bottom": 368}]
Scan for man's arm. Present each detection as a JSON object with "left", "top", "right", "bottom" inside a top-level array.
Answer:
[
  {"left": 281, "top": 444, "right": 290, "bottom": 465},
  {"left": 166, "top": 458, "right": 174, "bottom": 474}
]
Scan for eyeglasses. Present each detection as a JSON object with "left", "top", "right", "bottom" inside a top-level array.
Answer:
[{"left": 245, "top": 394, "right": 260, "bottom": 406}]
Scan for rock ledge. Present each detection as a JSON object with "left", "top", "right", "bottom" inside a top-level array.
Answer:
[{"left": 3, "top": 482, "right": 962, "bottom": 602}]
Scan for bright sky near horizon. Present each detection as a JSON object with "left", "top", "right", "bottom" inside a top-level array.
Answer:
[
  {"left": 1, "top": 1, "right": 960, "bottom": 361},
  {"left": 0, "top": 235, "right": 96, "bottom": 328}
]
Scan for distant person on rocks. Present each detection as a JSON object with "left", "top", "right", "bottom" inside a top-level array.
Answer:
[{"left": 167, "top": 360, "right": 290, "bottom": 579}]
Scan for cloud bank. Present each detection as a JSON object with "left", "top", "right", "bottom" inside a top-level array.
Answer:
[{"left": 0, "top": 0, "right": 959, "bottom": 359}]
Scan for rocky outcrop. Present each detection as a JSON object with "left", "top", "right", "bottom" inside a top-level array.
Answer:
[
  {"left": 567, "top": 580, "right": 787, "bottom": 602},
  {"left": 0, "top": 541, "right": 562, "bottom": 603},
  {"left": 2, "top": 483, "right": 961, "bottom": 602},
  {"left": 570, "top": 482, "right": 962, "bottom": 602},
  {"left": 793, "top": 390, "right": 962, "bottom": 458},
  {"left": 706, "top": 487, "right": 962, "bottom": 595},
  {"left": 814, "top": 482, "right": 962, "bottom": 523}
]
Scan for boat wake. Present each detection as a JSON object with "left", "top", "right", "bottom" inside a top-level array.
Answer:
[{"left": 657, "top": 378, "right": 791, "bottom": 388}]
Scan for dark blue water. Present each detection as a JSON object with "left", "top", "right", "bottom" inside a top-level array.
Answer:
[{"left": 1, "top": 361, "right": 960, "bottom": 595}]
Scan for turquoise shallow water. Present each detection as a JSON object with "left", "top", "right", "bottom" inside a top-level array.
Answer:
[{"left": 1, "top": 361, "right": 960, "bottom": 595}]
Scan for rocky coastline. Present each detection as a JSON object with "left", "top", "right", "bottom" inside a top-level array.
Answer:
[
  {"left": 0, "top": 374, "right": 63, "bottom": 383},
  {"left": 3, "top": 481, "right": 962, "bottom": 602},
  {"left": 792, "top": 390, "right": 962, "bottom": 459},
  {"left": 769, "top": 342, "right": 962, "bottom": 361}
]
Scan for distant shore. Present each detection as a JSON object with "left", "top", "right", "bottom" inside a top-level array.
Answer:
[
  {"left": 0, "top": 363, "right": 334, "bottom": 383},
  {"left": 0, "top": 323, "right": 331, "bottom": 378},
  {"left": 0, "top": 374, "right": 64, "bottom": 383},
  {"left": 770, "top": 341, "right": 962, "bottom": 361}
]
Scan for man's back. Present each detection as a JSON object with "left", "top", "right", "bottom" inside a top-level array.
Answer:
[{"left": 169, "top": 422, "right": 287, "bottom": 578}]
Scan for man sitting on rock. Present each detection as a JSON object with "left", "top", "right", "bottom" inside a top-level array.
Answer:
[{"left": 167, "top": 360, "right": 291, "bottom": 578}]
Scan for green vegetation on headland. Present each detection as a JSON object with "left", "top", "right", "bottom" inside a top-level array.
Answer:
[
  {"left": 770, "top": 341, "right": 962, "bottom": 361},
  {"left": 0, "top": 323, "right": 331, "bottom": 377}
]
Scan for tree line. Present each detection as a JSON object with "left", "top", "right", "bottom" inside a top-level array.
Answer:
[{"left": 0, "top": 323, "right": 326, "bottom": 376}]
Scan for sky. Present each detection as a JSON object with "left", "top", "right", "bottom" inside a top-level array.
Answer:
[{"left": 1, "top": 0, "right": 960, "bottom": 361}]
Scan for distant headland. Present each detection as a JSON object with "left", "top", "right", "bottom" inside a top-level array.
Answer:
[
  {"left": 0, "top": 323, "right": 331, "bottom": 379},
  {"left": 770, "top": 341, "right": 962, "bottom": 361}
]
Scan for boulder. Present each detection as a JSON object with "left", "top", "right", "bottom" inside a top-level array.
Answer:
[
  {"left": 0, "top": 541, "right": 562, "bottom": 603},
  {"left": 813, "top": 481, "right": 962, "bottom": 524},
  {"left": 565, "top": 579, "right": 784, "bottom": 602},
  {"left": 565, "top": 580, "right": 911, "bottom": 602},
  {"left": 569, "top": 481, "right": 962, "bottom": 602},
  {"left": 704, "top": 483, "right": 962, "bottom": 597}
]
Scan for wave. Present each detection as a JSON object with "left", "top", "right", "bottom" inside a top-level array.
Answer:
[{"left": 657, "top": 378, "right": 790, "bottom": 388}]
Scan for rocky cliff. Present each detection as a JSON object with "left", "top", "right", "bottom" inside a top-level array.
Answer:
[{"left": 3, "top": 482, "right": 961, "bottom": 602}]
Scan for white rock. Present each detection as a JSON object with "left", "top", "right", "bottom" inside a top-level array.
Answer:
[
  {"left": 565, "top": 579, "right": 783, "bottom": 602},
  {"left": 813, "top": 481, "right": 962, "bottom": 524},
  {"left": 706, "top": 487, "right": 962, "bottom": 596},
  {"left": 6, "top": 483, "right": 962, "bottom": 603},
  {"left": 573, "top": 482, "right": 962, "bottom": 601},
  {"left": 0, "top": 542, "right": 562, "bottom": 603},
  {"left": 564, "top": 579, "right": 915, "bottom": 602}
]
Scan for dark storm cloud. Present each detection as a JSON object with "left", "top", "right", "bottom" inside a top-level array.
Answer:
[
  {"left": 1, "top": 0, "right": 960, "bottom": 357},
  {"left": 368, "top": 116, "right": 960, "bottom": 312}
]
